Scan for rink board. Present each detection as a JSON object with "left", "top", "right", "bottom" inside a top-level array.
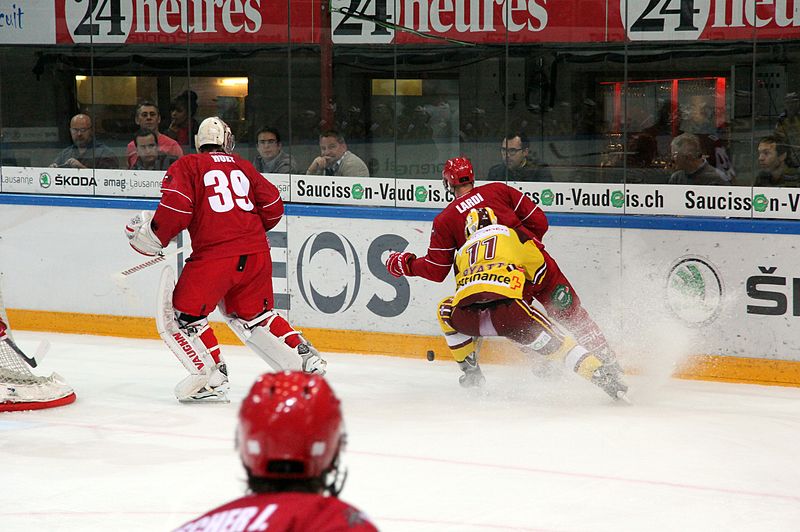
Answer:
[{"left": 0, "top": 196, "right": 799, "bottom": 385}]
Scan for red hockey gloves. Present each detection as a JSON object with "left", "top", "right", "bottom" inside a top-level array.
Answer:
[{"left": 386, "top": 251, "right": 415, "bottom": 277}]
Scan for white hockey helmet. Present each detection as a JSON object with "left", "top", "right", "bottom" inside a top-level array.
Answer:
[{"left": 195, "top": 116, "right": 235, "bottom": 153}]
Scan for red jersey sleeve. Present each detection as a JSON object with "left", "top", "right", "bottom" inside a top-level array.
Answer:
[
  {"left": 152, "top": 158, "right": 194, "bottom": 246},
  {"left": 407, "top": 212, "right": 459, "bottom": 282},
  {"left": 244, "top": 160, "right": 284, "bottom": 232},
  {"left": 506, "top": 185, "right": 548, "bottom": 241}
]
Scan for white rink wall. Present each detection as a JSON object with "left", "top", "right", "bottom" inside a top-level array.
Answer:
[{"left": 0, "top": 200, "right": 798, "bottom": 363}]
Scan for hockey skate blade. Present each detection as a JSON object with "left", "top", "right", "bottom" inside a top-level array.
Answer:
[
  {"left": 178, "top": 391, "right": 230, "bottom": 404},
  {"left": 615, "top": 390, "right": 632, "bottom": 405}
]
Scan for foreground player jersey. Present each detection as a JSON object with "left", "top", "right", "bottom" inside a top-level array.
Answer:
[
  {"left": 410, "top": 182, "right": 548, "bottom": 282},
  {"left": 152, "top": 152, "right": 283, "bottom": 260},
  {"left": 174, "top": 492, "right": 378, "bottom": 532},
  {"left": 452, "top": 224, "right": 546, "bottom": 306}
]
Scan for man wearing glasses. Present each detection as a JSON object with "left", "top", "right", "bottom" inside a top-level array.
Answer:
[
  {"left": 50, "top": 114, "right": 119, "bottom": 169},
  {"left": 252, "top": 126, "right": 297, "bottom": 174},
  {"left": 487, "top": 132, "right": 552, "bottom": 182}
]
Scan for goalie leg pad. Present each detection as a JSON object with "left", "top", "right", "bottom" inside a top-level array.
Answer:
[
  {"left": 156, "top": 266, "right": 216, "bottom": 375},
  {"left": 224, "top": 310, "right": 326, "bottom": 374}
]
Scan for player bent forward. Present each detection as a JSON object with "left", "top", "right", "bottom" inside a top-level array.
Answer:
[
  {"left": 125, "top": 117, "right": 326, "bottom": 403},
  {"left": 386, "top": 157, "right": 625, "bottom": 389},
  {"left": 174, "top": 371, "right": 378, "bottom": 531},
  {"left": 434, "top": 207, "right": 628, "bottom": 401}
]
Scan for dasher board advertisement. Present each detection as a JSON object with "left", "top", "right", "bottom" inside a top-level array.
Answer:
[{"left": 286, "top": 214, "right": 800, "bottom": 362}]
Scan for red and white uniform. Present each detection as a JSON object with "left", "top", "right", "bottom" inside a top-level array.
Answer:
[
  {"left": 409, "top": 182, "right": 549, "bottom": 282},
  {"left": 151, "top": 151, "right": 283, "bottom": 318},
  {"left": 174, "top": 492, "right": 378, "bottom": 532},
  {"left": 409, "top": 182, "right": 598, "bottom": 333}
]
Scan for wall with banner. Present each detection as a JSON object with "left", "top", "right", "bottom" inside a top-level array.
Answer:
[
  {"left": 4, "top": 169, "right": 800, "bottom": 220},
  {"left": 2, "top": 0, "right": 799, "bottom": 45},
  {"left": 1, "top": 196, "right": 798, "bottom": 369}
]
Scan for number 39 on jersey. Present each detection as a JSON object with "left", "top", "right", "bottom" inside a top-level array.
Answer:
[{"left": 331, "top": 0, "right": 395, "bottom": 44}]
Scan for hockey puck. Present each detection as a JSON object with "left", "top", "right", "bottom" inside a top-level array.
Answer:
[{"left": 426, "top": 350, "right": 435, "bottom": 361}]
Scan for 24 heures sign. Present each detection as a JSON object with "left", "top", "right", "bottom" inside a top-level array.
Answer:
[{"left": 38, "top": 0, "right": 800, "bottom": 45}]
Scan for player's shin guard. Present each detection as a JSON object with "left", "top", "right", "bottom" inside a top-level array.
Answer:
[
  {"left": 564, "top": 308, "right": 622, "bottom": 376},
  {"left": 559, "top": 342, "right": 629, "bottom": 402},
  {"left": 224, "top": 310, "right": 326, "bottom": 375},
  {"left": 437, "top": 298, "right": 484, "bottom": 387},
  {"left": 437, "top": 297, "right": 475, "bottom": 363}
]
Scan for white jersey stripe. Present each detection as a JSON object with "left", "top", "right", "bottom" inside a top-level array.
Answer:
[
  {"left": 518, "top": 206, "right": 539, "bottom": 223},
  {"left": 159, "top": 203, "right": 193, "bottom": 215},
  {"left": 425, "top": 258, "right": 452, "bottom": 268},
  {"left": 162, "top": 187, "right": 193, "bottom": 203}
]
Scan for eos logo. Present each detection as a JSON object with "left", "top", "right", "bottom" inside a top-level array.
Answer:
[
  {"left": 623, "top": 0, "right": 710, "bottom": 41},
  {"left": 297, "top": 232, "right": 361, "bottom": 314},
  {"left": 295, "top": 232, "right": 411, "bottom": 317},
  {"left": 665, "top": 256, "right": 723, "bottom": 326}
]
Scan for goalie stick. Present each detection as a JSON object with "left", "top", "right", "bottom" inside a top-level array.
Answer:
[
  {"left": 116, "top": 246, "right": 190, "bottom": 277},
  {"left": 2, "top": 336, "right": 49, "bottom": 368}
]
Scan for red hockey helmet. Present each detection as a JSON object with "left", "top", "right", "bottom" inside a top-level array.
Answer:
[
  {"left": 442, "top": 157, "right": 475, "bottom": 189},
  {"left": 237, "top": 371, "right": 345, "bottom": 484}
]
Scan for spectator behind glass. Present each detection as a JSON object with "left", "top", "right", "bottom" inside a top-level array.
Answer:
[
  {"left": 754, "top": 135, "right": 800, "bottom": 187},
  {"left": 126, "top": 100, "right": 183, "bottom": 168},
  {"left": 678, "top": 94, "right": 736, "bottom": 181},
  {"left": 50, "top": 113, "right": 119, "bottom": 169},
  {"left": 486, "top": 132, "right": 552, "bottom": 182},
  {"left": 668, "top": 133, "right": 728, "bottom": 185},
  {"left": 131, "top": 129, "right": 178, "bottom": 171},
  {"left": 164, "top": 90, "right": 199, "bottom": 153},
  {"left": 775, "top": 92, "right": 800, "bottom": 168},
  {"left": 306, "top": 130, "right": 369, "bottom": 177},
  {"left": 252, "top": 127, "right": 297, "bottom": 174}
]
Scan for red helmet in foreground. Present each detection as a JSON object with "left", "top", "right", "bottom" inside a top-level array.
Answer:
[
  {"left": 442, "top": 157, "right": 475, "bottom": 190},
  {"left": 237, "top": 371, "right": 345, "bottom": 491}
]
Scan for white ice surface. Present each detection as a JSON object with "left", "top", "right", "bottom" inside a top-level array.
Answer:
[{"left": 2, "top": 332, "right": 800, "bottom": 532}]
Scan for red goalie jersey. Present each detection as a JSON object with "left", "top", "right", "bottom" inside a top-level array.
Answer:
[
  {"left": 409, "top": 181, "right": 549, "bottom": 282},
  {"left": 174, "top": 492, "right": 378, "bottom": 532},
  {"left": 151, "top": 152, "right": 283, "bottom": 260}
]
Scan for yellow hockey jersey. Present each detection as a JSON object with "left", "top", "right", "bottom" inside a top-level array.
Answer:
[{"left": 452, "top": 224, "right": 547, "bottom": 306}]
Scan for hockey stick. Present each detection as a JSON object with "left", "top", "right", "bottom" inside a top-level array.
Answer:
[
  {"left": 117, "top": 246, "right": 190, "bottom": 278},
  {"left": 2, "top": 336, "right": 48, "bottom": 368}
]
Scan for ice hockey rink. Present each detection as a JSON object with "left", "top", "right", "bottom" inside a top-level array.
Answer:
[{"left": 2, "top": 331, "right": 800, "bottom": 532}]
